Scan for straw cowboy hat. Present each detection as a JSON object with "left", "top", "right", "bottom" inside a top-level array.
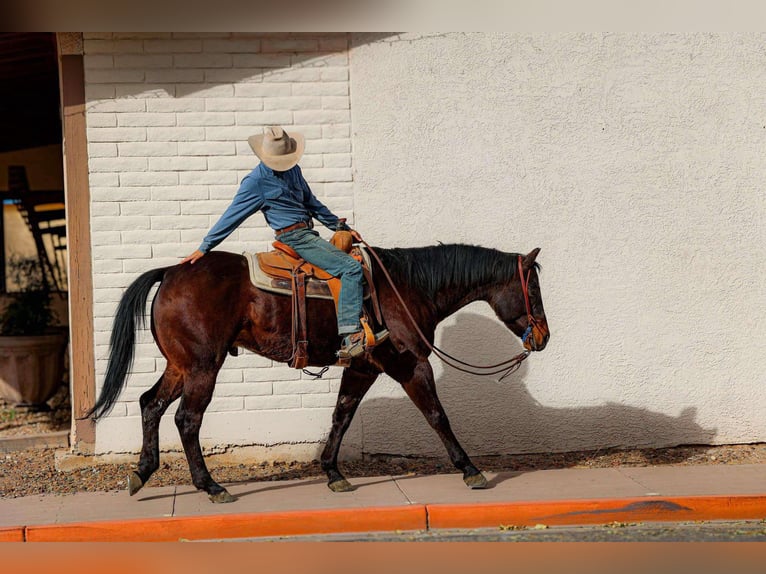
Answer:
[{"left": 248, "top": 126, "right": 305, "bottom": 171}]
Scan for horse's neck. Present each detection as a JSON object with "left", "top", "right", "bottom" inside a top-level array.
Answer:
[
  {"left": 434, "top": 284, "right": 492, "bottom": 321},
  {"left": 374, "top": 244, "right": 510, "bottom": 323}
]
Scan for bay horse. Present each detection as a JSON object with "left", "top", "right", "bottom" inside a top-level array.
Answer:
[{"left": 87, "top": 243, "right": 549, "bottom": 503}]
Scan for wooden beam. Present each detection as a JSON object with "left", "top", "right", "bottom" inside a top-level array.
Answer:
[{"left": 57, "top": 33, "right": 96, "bottom": 454}]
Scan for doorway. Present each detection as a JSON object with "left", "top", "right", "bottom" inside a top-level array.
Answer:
[{"left": 0, "top": 33, "right": 70, "bottom": 444}]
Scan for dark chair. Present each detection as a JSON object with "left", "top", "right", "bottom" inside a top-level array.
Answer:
[{"left": 7, "top": 165, "right": 67, "bottom": 291}]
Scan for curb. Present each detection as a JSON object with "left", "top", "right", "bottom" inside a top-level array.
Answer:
[
  {"left": 0, "top": 527, "right": 24, "bottom": 542},
  {"left": 427, "top": 494, "right": 766, "bottom": 529},
  {"left": 0, "top": 431, "right": 69, "bottom": 454},
  {"left": 5, "top": 494, "right": 766, "bottom": 541},
  {"left": 24, "top": 505, "right": 427, "bottom": 542}
]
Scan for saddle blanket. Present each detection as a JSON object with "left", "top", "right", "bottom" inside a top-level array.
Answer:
[{"left": 243, "top": 246, "right": 373, "bottom": 300}]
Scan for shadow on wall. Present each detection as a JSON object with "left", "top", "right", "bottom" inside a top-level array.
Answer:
[
  {"left": 99, "top": 33, "right": 398, "bottom": 101},
  {"left": 354, "top": 312, "right": 717, "bottom": 460}
]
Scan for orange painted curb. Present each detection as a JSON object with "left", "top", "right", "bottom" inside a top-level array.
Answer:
[
  {"left": 426, "top": 494, "right": 766, "bottom": 529},
  {"left": 25, "top": 505, "right": 427, "bottom": 542},
  {"left": 0, "top": 527, "right": 25, "bottom": 542}
]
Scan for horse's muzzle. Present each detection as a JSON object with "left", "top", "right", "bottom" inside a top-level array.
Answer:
[{"left": 523, "top": 318, "right": 549, "bottom": 352}]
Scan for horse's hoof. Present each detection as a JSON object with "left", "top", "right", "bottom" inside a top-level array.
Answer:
[
  {"left": 464, "top": 472, "right": 488, "bottom": 489},
  {"left": 127, "top": 472, "right": 144, "bottom": 496},
  {"left": 328, "top": 478, "right": 355, "bottom": 493},
  {"left": 209, "top": 490, "right": 238, "bottom": 504}
]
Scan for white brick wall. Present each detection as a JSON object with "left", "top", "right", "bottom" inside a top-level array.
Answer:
[{"left": 84, "top": 33, "right": 352, "bottom": 455}]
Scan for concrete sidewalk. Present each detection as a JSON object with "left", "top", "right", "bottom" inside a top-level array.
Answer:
[{"left": 1, "top": 463, "right": 765, "bottom": 541}]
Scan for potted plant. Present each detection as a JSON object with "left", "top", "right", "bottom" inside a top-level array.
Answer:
[{"left": 0, "top": 256, "right": 68, "bottom": 409}]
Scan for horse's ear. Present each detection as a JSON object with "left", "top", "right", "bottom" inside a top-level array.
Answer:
[{"left": 522, "top": 248, "right": 541, "bottom": 270}]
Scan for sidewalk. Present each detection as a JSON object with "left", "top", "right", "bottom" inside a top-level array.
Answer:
[{"left": 1, "top": 463, "right": 765, "bottom": 542}]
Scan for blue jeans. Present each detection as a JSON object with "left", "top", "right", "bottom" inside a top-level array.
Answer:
[{"left": 277, "top": 228, "right": 363, "bottom": 335}]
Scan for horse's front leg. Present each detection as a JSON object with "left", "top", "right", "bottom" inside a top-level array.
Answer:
[
  {"left": 398, "top": 360, "right": 488, "bottom": 489},
  {"left": 321, "top": 366, "right": 378, "bottom": 492}
]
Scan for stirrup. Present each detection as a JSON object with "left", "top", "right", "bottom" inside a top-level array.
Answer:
[
  {"left": 360, "top": 317, "right": 389, "bottom": 348},
  {"left": 369, "top": 328, "right": 389, "bottom": 347}
]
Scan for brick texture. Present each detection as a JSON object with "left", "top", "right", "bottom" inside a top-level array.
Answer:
[{"left": 84, "top": 34, "right": 352, "bottom": 449}]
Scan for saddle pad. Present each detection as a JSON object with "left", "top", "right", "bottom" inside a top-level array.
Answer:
[{"left": 244, "top": 247, "right": 372, "bottom": 301}]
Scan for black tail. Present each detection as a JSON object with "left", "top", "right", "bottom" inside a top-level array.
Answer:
[{"left": 85, "top": 267, "right": 169, "bottom": 421}]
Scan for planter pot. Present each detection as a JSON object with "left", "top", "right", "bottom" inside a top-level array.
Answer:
[{"left": 0, "top": 332, "right": 68, "bottom": 406}]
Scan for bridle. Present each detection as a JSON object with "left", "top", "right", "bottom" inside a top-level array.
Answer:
[
  {"left": 353, "top": 232, "right": 538, "bottom": 381},
  {"left": 517, "top": 254, "right": 541, "bottom": 348}
]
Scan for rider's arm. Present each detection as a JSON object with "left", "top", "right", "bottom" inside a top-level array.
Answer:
[{"left": 198, "top": 175, "right": 265, "bottom": 254}]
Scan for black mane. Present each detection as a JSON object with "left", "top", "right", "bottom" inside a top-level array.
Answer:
[{"left": 374, "top": 243, "right": 533, "bottom": 299}]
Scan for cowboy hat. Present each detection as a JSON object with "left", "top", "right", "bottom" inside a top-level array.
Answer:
[{"left": 248, "top": 126, "right": 305, "bottom": 171}]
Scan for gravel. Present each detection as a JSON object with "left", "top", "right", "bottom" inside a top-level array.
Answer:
[
  {"left": 1, "top": 442, "right": 765, "bottom": 499},
  {"left": 2, "top": 387, "right": 765, "bottom": 499}
]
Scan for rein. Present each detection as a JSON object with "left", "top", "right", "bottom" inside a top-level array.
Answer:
[{"left": 352, "top": 232, "right": 533, "bottom": 381}]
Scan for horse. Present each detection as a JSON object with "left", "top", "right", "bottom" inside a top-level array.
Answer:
[{"left": 87, "top": 243, "right": 549, "bottom": 503}]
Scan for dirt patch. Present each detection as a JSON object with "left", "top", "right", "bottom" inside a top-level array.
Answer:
[{"left": 1, "top": 442, "right": 765, "bottom": 499}]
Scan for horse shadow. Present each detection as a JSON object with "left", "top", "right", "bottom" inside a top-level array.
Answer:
[
  {"left": 348, "top": 310, "right": 717, "bottom": 471},
  {"left": 146, "top": 312, "right": 717, "bottom": 500}
]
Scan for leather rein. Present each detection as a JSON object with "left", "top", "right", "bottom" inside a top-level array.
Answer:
[{"left": 352, "top": 232, "right": 535, "bottom": 381}]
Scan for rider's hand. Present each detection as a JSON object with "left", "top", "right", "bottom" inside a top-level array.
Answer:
[
  {"left": 336, "top": 219, "right": 351, "bottom": 232},
  {"left": 181, "top": 250, "right": 205, "bottom": 265}
]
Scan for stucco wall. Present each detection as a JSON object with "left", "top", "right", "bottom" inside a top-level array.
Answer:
[
  {"left": 86, "top": 32, "right": 766, "bottom": 460},
  {"left": 348, "top": 33, "right": 766, "bottom": 456}
]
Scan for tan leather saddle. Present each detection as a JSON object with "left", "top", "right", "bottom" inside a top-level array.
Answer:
[
  {"left": 256, "top": 240, "right": 342, "bottom": 303},
  {"left": 249, "top": 231, "right": 383, "bottom": 369}
]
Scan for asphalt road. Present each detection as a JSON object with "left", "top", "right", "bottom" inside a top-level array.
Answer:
[{"left": 223, "top": 520, "right": 766, "bottom": 542}]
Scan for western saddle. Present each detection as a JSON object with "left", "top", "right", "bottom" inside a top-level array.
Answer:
[{"left": 250, "top": 231, "right": 384, "bottom": 369}]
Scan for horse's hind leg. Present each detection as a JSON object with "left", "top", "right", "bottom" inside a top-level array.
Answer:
[
  {"left": 129, "top": 367, "right": 184, "bottom": 495},
  {"left": 320, "top": 366, "right": 378, "bottom": 492},
  {"left": 397, "top": 360, "right": 488, "bottom": 489},
  {"left": 175, "top": 369, "right": 236, "bottom": 503}
]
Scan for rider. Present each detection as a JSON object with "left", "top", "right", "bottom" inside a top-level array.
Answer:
[{"left": 182, "top": 126, "right": 381, "bottom": 359}]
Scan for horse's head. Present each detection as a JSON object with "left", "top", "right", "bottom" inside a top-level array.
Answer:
[{"left": 488, "top": 247, "right": 550, "bottom": 352}]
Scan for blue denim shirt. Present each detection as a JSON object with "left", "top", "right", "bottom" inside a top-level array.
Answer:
[{"left": 198, "top": 163, "right": 343, "bottom": 253}]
